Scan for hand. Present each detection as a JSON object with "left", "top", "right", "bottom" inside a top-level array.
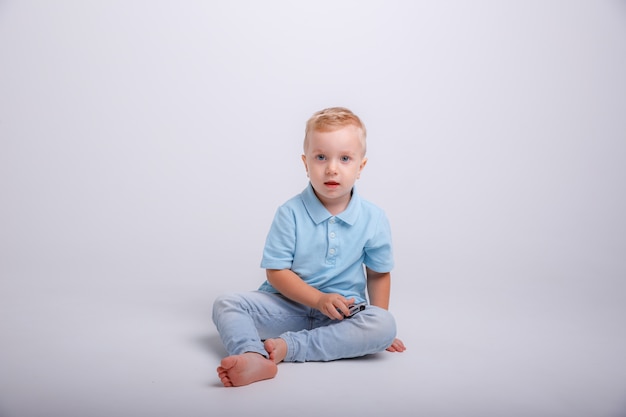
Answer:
[
  {"left": 316, "top": 293, "right": 355, "bottom": 320},
  {"left": 386, "top": 338, "right": 406, "bottom": 353}
]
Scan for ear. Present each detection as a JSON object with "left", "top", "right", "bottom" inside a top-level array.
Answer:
[
  {"left": 301, "top": 154, "right": 309, "bottom": 177},
  {"left": 357, "top": 157, "right": 368, "bottom": 179}
]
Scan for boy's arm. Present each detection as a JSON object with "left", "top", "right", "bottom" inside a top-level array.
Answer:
[
  {"left": 266, "top": 269, "right": 353, "bottom": 320},
  {"left": 366, "top": 267, "right": 391, "bottom": 309},
  {"left": 366, "top": 267, "right": 406, "bottom": 352}
]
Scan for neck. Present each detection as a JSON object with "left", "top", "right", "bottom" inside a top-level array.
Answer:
[
  {"left": 325, "top": 201, "right": 349, "bottom": 216},
  {"left": 313, "top": 188, "right": 353, "bottom": 216}
]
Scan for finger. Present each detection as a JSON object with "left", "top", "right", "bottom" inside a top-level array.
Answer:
[
  {"left": 327, "top": 304, "right": 344, "bottom": 320},
  {"left": 336, "top": 303, "right": 349, "bottom": 319},
  {"left": 336, "top": 305, "right": 350, "bottom": 318},
  {"left": 331, "top": 296, "right": 350, "bottom": 318}
]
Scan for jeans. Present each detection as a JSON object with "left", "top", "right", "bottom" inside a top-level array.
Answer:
[{"left": 212, "top": 291, "right": 397, "bottom": 362}]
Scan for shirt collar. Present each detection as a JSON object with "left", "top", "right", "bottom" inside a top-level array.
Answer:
[{"left": 301, "top": 183, "right": 361, "bottom": 226}]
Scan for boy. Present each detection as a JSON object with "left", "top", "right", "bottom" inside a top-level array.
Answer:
[{"left": 212, "top": 107, "right": 405, "bottom": 387}]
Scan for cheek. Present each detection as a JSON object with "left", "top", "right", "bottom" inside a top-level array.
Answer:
[{"left": 308, "top": 165, "right": 323, "bottom": 175}]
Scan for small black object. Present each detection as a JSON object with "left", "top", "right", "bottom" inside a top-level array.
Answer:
[{"left": 344, "top": 302, "right": 366, "bottom": 318}]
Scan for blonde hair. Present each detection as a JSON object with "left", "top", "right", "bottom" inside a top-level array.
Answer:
[{"left": 304, "top": 107, "right": 367, "bottom": 155}]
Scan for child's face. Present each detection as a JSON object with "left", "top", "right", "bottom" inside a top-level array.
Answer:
[{"left": 301, "top": 125, "right": 367, "bottom": 211}]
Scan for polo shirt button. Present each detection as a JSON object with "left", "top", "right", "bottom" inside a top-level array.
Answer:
[
  {"left": 329, "top": 248, "right": 336, "bottom": 255},
  {"left": 329, "top": 218, "right": 336, "bottom": 224},
  {"left": 330, "top": 232, "right": 336, "bottom": 239}
]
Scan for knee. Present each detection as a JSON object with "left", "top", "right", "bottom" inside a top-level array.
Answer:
[
  {"left": 364, "top": 307, "right": 397, "bottom": 347},
  {"left": 212, "top": 292, "right": 243, "bottom": 323}
]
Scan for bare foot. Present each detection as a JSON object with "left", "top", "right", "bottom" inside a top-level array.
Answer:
[
  {"left": 264, "top": 338, "right": 288, "bottom": 364},
  {"left": 216, "top": 352, "right": 278, "bottom": 387}
]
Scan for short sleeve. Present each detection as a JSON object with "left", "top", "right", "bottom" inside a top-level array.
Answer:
[
  {"left": 260, "top": 205, "right": 296, "bottom": 270},
  {"left": 363, "top": 211, "right": 394, "bottom": 273}
]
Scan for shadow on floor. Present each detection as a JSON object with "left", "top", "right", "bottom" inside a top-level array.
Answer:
[{"left": 192, "top": 332, "right": 228, "bottom": 360}]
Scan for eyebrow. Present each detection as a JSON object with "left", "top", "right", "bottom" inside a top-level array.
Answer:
[{"left": 309, "top": 148, "right": 358, "bottom": 155}]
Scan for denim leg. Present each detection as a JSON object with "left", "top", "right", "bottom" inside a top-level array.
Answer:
[
  {"left": 280, "top": 306, "right": 397, "bottom": 362},
  {"left": 212, "top": 291, "right": 311, "bottom": 358}
]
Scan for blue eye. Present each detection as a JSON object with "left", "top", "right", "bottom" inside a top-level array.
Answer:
[
  {"left": 315, "top": 154, "right": 326, "bottom": 161},
  {"left": 340, "top": 156, "right": 351, "bottom": 162}
]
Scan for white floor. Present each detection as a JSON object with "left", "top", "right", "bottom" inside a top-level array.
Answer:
[{"left": 1, "top": 265, "right": 625, "bottom": 417}]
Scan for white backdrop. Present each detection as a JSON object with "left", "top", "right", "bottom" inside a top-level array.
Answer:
[{"left": 1, "top": 1, "right": 625, "bottom": 416}]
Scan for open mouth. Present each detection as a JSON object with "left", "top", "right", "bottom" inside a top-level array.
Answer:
[{"left": 324, "top": 181, "right": 340, "bottom": 188}]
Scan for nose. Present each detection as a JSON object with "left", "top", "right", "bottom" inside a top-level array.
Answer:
[{"left": 326, "top": 160, "right": 337, "bottom": 175}]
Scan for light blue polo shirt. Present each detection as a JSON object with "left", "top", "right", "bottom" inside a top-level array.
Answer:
[{"left": 259, "top": 183, "right": 394, "bottom": 303}]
